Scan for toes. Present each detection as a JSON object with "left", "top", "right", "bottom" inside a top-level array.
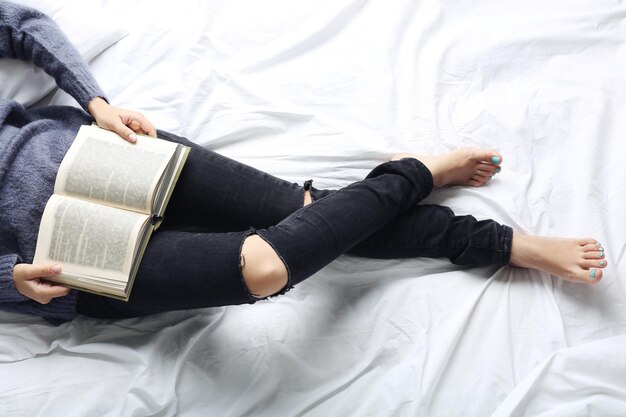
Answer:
[
  {"left": 478, "top": 166, "right": 496, "bottom": 176},
  {"left": 487, "top": 150, "right": 503, "bottom": 166},
  {"left": 470, "top": 173, "right": 491, "bottom": 184},
  {"left": 467, "top": 148, "right": 503, "bottom": 166},
  {"left": 580, "top": 259, "right": 608, "bottom": 269},
  {"left": 578, "top": 238, "right": 600, "bottom": 247},
  {"left": 581, "top": 239, "right": 604, "bottom": 260},
  {"left": 582, "top": 242, "right": 602, "bottom": 252},
  {"left": 570, "top": 267, "right": 603, "bottom": 285},
  {"left": 577, "top": 240, "right": 607, "bottom": 285},
  {"left": 475, "top": 151, "right": 502, "bottom": 178},
  {"left": 582, "top": 250, "right": 604, "bottom": 260},
  {"left": 473, "top": 171, "right": 491, "bottom": 180},
  {"left": 477, "top": 166, "right": 498, "bottom": 182},
  {"left": 468, "top": 178, "right": 484, "bottom": 187},
  {"left": 586, "top": 268, "right": 603, "bottom": 284}
]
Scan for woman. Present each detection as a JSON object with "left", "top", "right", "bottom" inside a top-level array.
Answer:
[{"left": 0, "top": 2, "right": 607, "bottom": 323}]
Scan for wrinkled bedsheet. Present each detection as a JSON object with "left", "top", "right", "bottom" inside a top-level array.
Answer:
[{"left": 1, "top": 0, "right": 625, "bottom": 415}]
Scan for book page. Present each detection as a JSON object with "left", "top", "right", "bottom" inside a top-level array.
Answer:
[
  {"left": 34, "top": 195, "right": 149, "bottom": 282},
  {"left": 154, "top": 144, "right": 190, "bottom": 218},
  {"left": 55, "top": 125, "right": 177, "bottom": 213}
]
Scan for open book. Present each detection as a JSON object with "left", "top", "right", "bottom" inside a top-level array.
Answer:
[{"left": 33, "top": 125, "right": 190, "bottom": 300}]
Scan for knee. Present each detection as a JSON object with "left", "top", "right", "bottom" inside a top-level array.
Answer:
[
  {"left": 303, "top": 189, "right": 312, "bottom": 206},
  {"left": 241, "top": 235, "right": 288, "bottom": 299}
]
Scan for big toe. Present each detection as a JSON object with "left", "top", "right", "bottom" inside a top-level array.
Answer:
[
  {"left": 571, "top": 266, "right": 603, "bottom": 285},
  {"left": 587, "top": 267, "right": 603, "bottom": 284},
  {"left": 464, "top": 148, "right": 502, "bottom": 166}
]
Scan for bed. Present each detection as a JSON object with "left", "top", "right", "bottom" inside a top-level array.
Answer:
[{"left": 1, "top": 0, "right": 625, "bottom": 415}]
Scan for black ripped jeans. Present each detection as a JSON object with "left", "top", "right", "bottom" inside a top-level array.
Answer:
[{"left": 76, "top": 131, "right": 513, "bottom": 319}]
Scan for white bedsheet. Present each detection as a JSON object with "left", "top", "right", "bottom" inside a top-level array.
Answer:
[{"left": 1, "top": 0, "right": 625, "bottom": 416}]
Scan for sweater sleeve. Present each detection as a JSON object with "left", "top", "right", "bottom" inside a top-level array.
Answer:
[
  {"left": 0, "top": 1, "right": 106, "bottom": 110},
  {"left": 0, "top": 254, "right": 28, "bottom": 303}
]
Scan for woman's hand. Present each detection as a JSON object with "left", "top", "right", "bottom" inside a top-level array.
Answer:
[
  {"left": 87, "top": 97, "right": 157, "bottom": 143},
  {"left": 13, "top": 263, "right": 70, "bottom": 304}
]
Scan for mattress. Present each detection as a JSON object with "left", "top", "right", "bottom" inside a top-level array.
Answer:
[{"left": 1, "top": 0, "right": 625, "bottom": 415}]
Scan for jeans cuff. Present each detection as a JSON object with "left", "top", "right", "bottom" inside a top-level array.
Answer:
[{"left": 499, "top": 225, "right": 514, "bottom": 266}]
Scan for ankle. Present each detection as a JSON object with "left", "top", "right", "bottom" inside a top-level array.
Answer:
[{"left": 509, "top": 233, "right": 536, "bottom": 269}]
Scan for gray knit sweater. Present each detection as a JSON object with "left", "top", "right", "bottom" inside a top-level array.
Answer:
[{"left": 0, "top": 1, "right": 105, "bottom": 321}]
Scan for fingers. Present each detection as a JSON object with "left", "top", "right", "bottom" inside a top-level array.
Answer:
[
  {"left": 119, "top": 109, "right": 156, "bottom": 136},
  {"left": 30, "top": 279, "right": 71, "bottom": 304},
  {"left": 14, "top": 264, "right": 69, "bottom": 304},
  {"left": 112, "top": 119, "right": 139, "bottom": 143},
  {"left": 90, "top": 100, "right": 158, "bottom": 142},
  {"left": 110, "top": 111, "right": 157, "bottom": 142},
  {"left": 129, "top": 113, "right": 157, "bottom": 138}
]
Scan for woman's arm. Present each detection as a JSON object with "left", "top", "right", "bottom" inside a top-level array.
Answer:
[
  {"left": 0, "top": 2, "right": 104, "bottom": 111},
  {"left": 0, "top": 254, "right": 27, "bottom": 304},
  {"left": 0, "top": 2, "right": 156, "bottom": 140}
]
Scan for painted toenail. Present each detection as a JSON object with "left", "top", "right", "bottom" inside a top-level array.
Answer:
[
  {"left": 598, "top": 247, "right": 604, "bottom": 252},
  {"left": 491, "top": 156, "right": 501, "bottom": 164},
  {"left": 590, "top": 269, "right": 597, "bottom": 279},
  {"left": 600, "top": 261, "right": 606, "bottom": 266},
  {"left": 598, "top": 252, "right": 604, "bottom": 258},
  {"left": 495, "top": 166, "right": 501, "bottom": 173}
]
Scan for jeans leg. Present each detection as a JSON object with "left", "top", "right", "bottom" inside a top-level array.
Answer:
[
  {"left": 157, "top": 130, "right": 331, "bottom": 231},
  {"left": 256, "top": 158, "right": 434, "bottom": 288},
  {"left": 348, "top": 204, "right": 513, "bottom": 266},
  {"left": 76, "top": 157, "right": 509, "bottom": 319},
  {"left": 77, "top": 229, "right": 256, "bottom": 318}
]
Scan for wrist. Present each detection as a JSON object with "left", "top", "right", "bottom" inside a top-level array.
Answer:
[
  {"left": 87, "top": 96, "right": 109, "bottom": 118},
  {"left": 0, "top": 255, "right": 28, "bottom": 303}
]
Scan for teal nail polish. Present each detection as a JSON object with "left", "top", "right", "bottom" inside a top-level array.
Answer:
[
  {"left": 495, "top": 166, "right": 501, "bottom": 173},
  {"left": 600, "top": 261, "right": 606, "bottom": 267},
  {"left": 491, "top": 156, "right": 501, "bottom": 165},
  {"left": 590, "top": 269, "right": 597, "bottom": 279},
  {"left": 598, "top": 252, "right": 604, "bottom": 258},
  {"left": 598, "top": 247, "right": 604, "bottom": 252}
]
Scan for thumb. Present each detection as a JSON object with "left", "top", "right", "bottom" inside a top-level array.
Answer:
[{"left": 26, "top": 264, "right": 63, "bottom": 279}]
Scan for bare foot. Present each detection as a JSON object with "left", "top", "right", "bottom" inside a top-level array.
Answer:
[
  {"left": 391, "top": 148, "right": 503, "bottom": 188},
  {"left": 509, "top": 234, "right": 607, "bottom": 284}
]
